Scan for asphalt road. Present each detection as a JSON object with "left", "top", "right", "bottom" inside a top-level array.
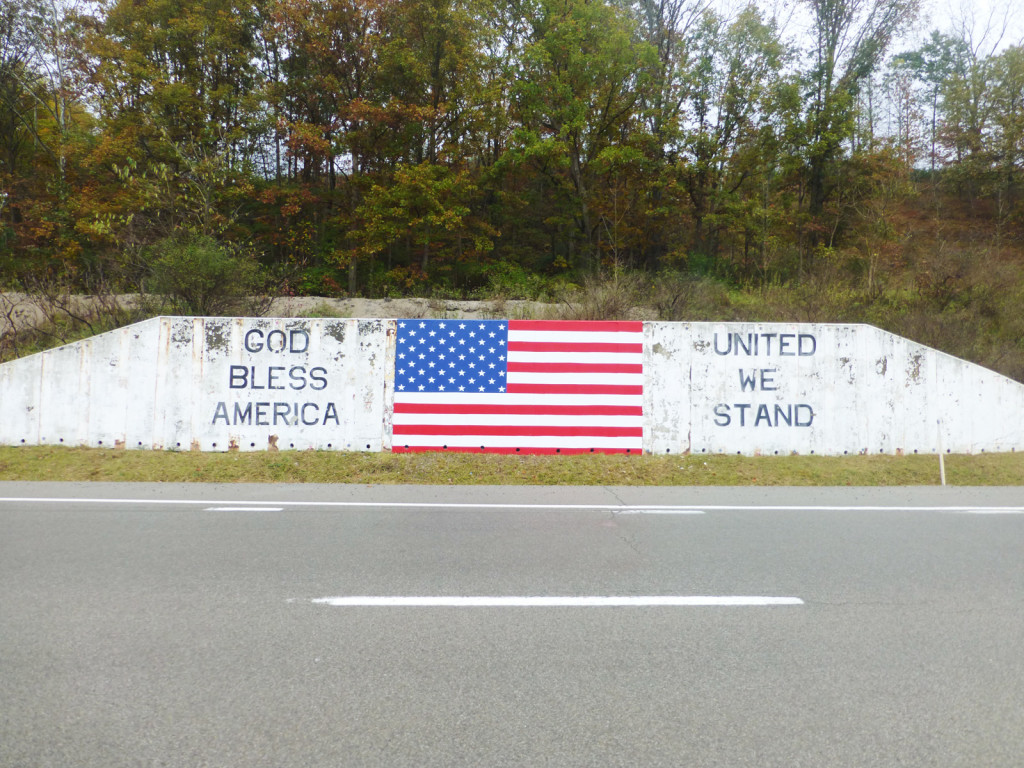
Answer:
[{"left": 2, "top": 483, "right": 1023, "bottom": 767}]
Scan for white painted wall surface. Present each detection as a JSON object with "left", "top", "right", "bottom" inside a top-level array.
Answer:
[
  {"left": 0, "top": 317, "right": 394, "bottom": 451},
  {"left": 645, "top": 322, "right": 1024, "bottom": 455},
  {"left": 2, "top": 318, "right": 1023, "bottom": 453}
]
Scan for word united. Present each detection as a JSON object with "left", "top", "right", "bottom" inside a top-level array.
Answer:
[{"left": 392, "top": 319, "right": 644, "bottom": 454}]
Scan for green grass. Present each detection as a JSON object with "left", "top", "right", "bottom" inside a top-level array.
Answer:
[{"left": 1, "top": 446, "right": 1022, "bottom": 485}]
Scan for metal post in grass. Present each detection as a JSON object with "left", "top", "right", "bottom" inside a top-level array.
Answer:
[{"left": 937, "top": 419, "right": 946, "bottom": 486}]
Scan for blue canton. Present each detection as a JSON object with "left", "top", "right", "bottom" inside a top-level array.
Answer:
[{"left": 395, "top": 319, "right": 509, "bottom": 394}]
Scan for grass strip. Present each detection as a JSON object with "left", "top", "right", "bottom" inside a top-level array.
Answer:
[{"left": 1, "top": 446, "right": 1022, "bottom": 485}]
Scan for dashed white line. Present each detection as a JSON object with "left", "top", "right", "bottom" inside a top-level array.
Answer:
[
  {"left": 204, "top": 506, "right": 284, "bottom": 512},
  {"left": 0, "top": 498, "right": 1020, "bottom": 514},
  {"left": 310, "top": 596, "right": 805, "bottom": 607}
]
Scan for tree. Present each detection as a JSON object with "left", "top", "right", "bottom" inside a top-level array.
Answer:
[
  {"left": 507, "top": 0, "right": 656, "bottom": 270},
  {"left": 800, "top": 0, "right": 920, "bottom": 217}
]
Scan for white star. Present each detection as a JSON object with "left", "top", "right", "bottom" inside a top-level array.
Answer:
[
  {"left": 418, "top": 384, "right": 425, "bottom": 390},
  {"left": 419, "top": 322, "right": 426, "bottom": 328},
  {"left": 428, "top": 377, "right": 435, "bottom": 383},
  {"left": 499, "top": 386, "right": 506, "bottom": 392},
  {"left": 499, "top": 324, "right": 506, "bottom": 330},
  {"left": 398, "top": 384, "right": 405, "bottom": 390},
  {"left": 458, "top": 386, "right": 465, "bottom": 391},
  {"left": 478, "top": 386, "right": 485, "bottom": 392},
  {"left": 459, "top": 354, "right": 465, "bottom": 360},
  {"left": 439, "top": 385, "right": 445, "bottom": 391},
  {"left": 429, "top": 330, "right": 436, "bottom": 337},
  {"left": 489, "top": 378, "right": 495, "bottom": 384},
  {"left": 399, "top": 321, "right": 407, "bottom": 328},
  {"left": 489, "top": 332, "right": 496, "bottom": 338},
  {"left": 469, "top": 331, "right": 476, "bottom": 338},
  {"left": 459, "top": 323, "right": 466, "bottom": 329}
]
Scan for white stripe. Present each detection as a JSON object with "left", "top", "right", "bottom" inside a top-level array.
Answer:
[
  {"left": 392, "top": 413, "right": 643, "bottom": 427},
  {"left": 508, "top": 351, "right": 643, "bottom": 364},
  {"left": 506, "top": 371, "right": 645, "bottom": 386},
  {"left": 508, "top": 330, "right": 644, "bottom": 345},
  {"left": 394, "top": 392, "right": 644, "bottom": 407},
  {"left": 393, "top": 434, "right": 643, "bottom": 449},
  {"left": 204, "top": 506, "right": 284, "bottom": 512},
  {"left": 310, "top": 596, "right": 804, "bottom": 607},
  {"left": 2, "top": 498, "right": 1020, "bottom": 514}
]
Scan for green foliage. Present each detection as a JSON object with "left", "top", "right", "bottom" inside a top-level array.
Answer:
[{"left": 148, "top": 234, "right": 269, "bottom": 316}]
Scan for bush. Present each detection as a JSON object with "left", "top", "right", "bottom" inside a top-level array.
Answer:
[{"left": 149, "top": 235, "right": 270, "bottom": 316}]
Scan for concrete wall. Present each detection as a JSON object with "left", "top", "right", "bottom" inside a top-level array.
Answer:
[
  {"left": 2, "top": 318, "right": 1023, "bottom": 454},
  {"left": 0, "top": 317, "right": 393, "bottom": 451},
  {"left": 645, "top": 322, "right": 1024, "bottom": 455}
]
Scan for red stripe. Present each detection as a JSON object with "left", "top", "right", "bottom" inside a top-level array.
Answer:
[
  {"left": 392, "top": 445, "right": 643, "bottom": 455},
  {"left": 506, "top": 362, "right": 642, "bottom": 374},
  {"left": 509, "top": 320, "right": 644, "bottom": 333},
  {"left": 507, "top": 341, "right": 643, "bottom": 354},
  {"left": 506, "top": 383, "right": 644, "bottom": 395},
  {"left": 393, "top": 403, "right": 643, "bottom": 416},
  {"left": 393, "top": 425, "right": 643, "bottom": 437}
]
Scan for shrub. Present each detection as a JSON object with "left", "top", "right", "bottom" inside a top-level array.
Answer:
[{"left": 148, "top": 235, "right": 270, "bottom": 316}]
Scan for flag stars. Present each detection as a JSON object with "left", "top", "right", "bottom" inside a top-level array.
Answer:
[{"left": 395, "top": 318, "right": 509, "bottom": 394}]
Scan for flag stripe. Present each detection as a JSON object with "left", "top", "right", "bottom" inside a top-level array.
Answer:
[
  {"left": 395, "top": 392, "right": 643, "bottom": 406},
  {"left": 507, "top": 372, "right": 644, "bottom": 386},
  {"left": 393, "top": 425, "right": 643, "bottom": 437},
  {"left": 506, "top": 351, "right": 641, "bottom": 365},
  {"left": 507, "top": 362, "right": 643, "bottom": 374},
  {"left": 393, "top": 413, "right": 642, "bottom": 428},
  {"left": 508, "top": 341, "right": 643, "bottom": 354},
  {"left": 393, "top": 403, "right": 643, "bottom": 416},
  {"left": 510, "top": 320, "right": 643, "bottom": 333},
  {"left": 391, "top": 434, "right": 643, "bottom": 449},
  {"left": 506, "top": 383, "right": 644, "bottom": 395},
  {"left": 393, "top": 446, "right": 640, "bottom": 455}
]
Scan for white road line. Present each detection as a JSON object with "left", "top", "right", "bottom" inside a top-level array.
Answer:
[
  {"left": 204, "top": 506, "right": 284, "bottom": 512},
  {"left": 0, "top": 498, "right": 1020, "bottom": 514},
  {"left": 0, "top": 497, "right": 703, "bottom": 513},
  {"left": 310, "top": 596, "right": 805, "bottom": 607}
]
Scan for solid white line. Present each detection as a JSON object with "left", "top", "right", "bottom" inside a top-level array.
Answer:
[
  {"left": 204, "top": 506, "right": 284, "bottom": 512},
  {"left": 1, "top": 498, "right": 1021, "bottom": 514},
  {"left": 310, "top": 596, "right": 805, "bottom": 607},
  {"left": 0, "top": 497, "right": 703, "bottom": 512}
]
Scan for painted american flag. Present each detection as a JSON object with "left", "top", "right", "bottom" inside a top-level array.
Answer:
[{"left": 391, "top": 319, "right": 644, "bottom": 454}]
